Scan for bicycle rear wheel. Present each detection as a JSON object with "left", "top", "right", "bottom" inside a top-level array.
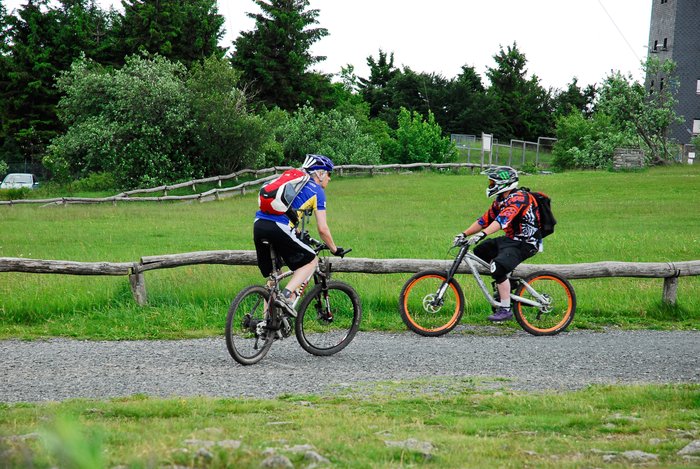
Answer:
[
  {"left": 295, "top": 281, "right": 362, "bottom": 356},
  {"left": 398, "top": 270, "right": 465, "bottom": 337},
  {"left": 225, "top": 285, "right": 274, "bottom": 365},
  {"left": 513, "top": 272, "right": 576, "bottom": 336}
]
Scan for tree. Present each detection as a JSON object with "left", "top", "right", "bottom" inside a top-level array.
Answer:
[
  {"left": 46, "top": 53, "right": 196, "bottom": 188},
  {"left": 388, "top": 68, "right": 451, "bottom": 129},
  {"left": 443, "top": 65, "right": 496, "bottom": 136},
  {"left": 388, "top": 108, "right": 457, "bottom": 164},
  {"left": 596, "top": 58, "right": 683, "bottom": 164},
  {"left": 230, "top": 0, "right": 329, "bottom": 111},
  {"left": 358, "top": 49, "right": 399, "bottom": 121},
  {"left": 55, "top": 0, "right": 122, "bottom": 67},
  {"left": 1, "top": 0, "right": 63, "bottom": 166},
  {"left": 0, "top": 0, "right": 122, "bottom": 166},
  {"left": 0, "top": 2, "right": 12, "bottom": 164},
  {"left": 485, "top": 42, "right": 553, "bottom": 141},
  {"left": 552, "top": 78, "right": 596, "bottom": 118},
  {"left": 47, "top": 53, "right": 273, "bottom": 187},
  {"left": 187, "top": 56, "right": 271, "bottom": 174},
  {"left": 118, "top": 0, "right": 225, "bottom": 67}
]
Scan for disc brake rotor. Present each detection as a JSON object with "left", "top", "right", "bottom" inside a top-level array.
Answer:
[{"left": 422, "top": 294, "right": 442, "bottom": 314}]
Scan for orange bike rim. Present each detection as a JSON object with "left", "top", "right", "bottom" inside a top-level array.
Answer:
[
  {"left": 403, "top": 275, "right": 462, "bottom": 332},
  {"left": 517, "top": 275, "right": 572, "bottom": 332}
]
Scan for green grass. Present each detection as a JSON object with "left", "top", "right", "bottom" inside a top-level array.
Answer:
[
  {"left": 1, "top": 164, "right": 699, "bottom": 339},
  {"left": 1, "top": 383, "right": 698, "bottom": 468}
]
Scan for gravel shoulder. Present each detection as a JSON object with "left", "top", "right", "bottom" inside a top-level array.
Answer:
[{"left": 1, "top": 329, "right": 698, "bottom": 403}]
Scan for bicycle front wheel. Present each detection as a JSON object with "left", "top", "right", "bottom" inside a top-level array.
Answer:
[
  {"left": 225, "top": 285, "right": 274, "bottom": 365},
  {"left": 398, "top": 270, "right": 465, "bottom": 336},
  {"left": 513, "top": 272, "right": 576, "bottom": 336},
  {"left": 295, "top": 281, "right": 362, "bottom": 356}
]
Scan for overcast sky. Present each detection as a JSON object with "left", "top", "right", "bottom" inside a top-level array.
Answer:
[{"left": 5, "top": 0, "right": 653, "bottom": 90}]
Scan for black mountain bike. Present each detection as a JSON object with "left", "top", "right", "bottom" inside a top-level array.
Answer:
[
  {"left": 225, "top": 216, "right": 362, "bottom": 365},
  {"left": 398, "top": 240, "right": 576, "bottom": 336}
]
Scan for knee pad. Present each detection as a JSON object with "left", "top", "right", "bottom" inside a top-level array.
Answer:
[{"left": 489, "top": 261, "right": 508, "bottom": 284}]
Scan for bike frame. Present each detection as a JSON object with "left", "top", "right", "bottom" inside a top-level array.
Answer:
[
  {"left": 265, "top": 247, "right": 329, "bottom": 310},
  {"left": 445, "top": 244, "right": 550, "bottom": 310},
  {"left": 264, "top": 210, "right": 333, "bottom": 316}
]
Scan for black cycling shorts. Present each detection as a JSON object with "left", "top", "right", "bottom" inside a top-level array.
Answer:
[
  {"left": 473, "top": 236, "right": 537, "bottom": 283},
  {"left": 253, "top": 218, "right": 316, "bottom": 277}
]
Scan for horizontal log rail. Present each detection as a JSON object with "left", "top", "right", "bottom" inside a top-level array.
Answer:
[
  {"left": 1, "top": 252, "right": 698, "bottom": 307},
  {"left": 0, "top": 163, "right": 481, "bottom": 206},
  {"left": 0, "top": 257, "right": 135, "bottom": 275}
]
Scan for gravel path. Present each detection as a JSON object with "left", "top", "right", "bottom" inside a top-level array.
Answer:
[{"left": 1, "top": 329, "right": 698, "bottom": 403}]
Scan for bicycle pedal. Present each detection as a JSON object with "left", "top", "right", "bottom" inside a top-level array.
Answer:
[{"left": 274, "top": 298, "right": 297, "bottom": 318}]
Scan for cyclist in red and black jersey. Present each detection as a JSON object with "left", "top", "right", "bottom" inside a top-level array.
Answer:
[{"left": 454, "top": 166, "right": 541, "bottom": 322}]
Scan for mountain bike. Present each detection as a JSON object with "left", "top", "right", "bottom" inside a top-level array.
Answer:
[
  {"left": 398, "top": 240, "right": 576, "bottom": 336},
  {"left": 225, "top": 215, "right": 362, "bottom": 365}
]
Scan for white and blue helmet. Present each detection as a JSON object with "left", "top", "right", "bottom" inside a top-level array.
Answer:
[{"left": 302, "top": 154, "right": 335, "bottom": 173}]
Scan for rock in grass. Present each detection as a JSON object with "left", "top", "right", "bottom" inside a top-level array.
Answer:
[
  {"left": 304, "top": 450, "right": 330, "bottom": 465},
  {"left": 621, "top": 450, "right": 658, "bottom": 462},
  {"left": 678, "top": 440, "right": 700, "bottom": 456},
  {"left": 384, "top": 438, "right": 435, "bottom": 457},
  {"left": 261, "top": 454, "right": 294, "bottom": 468}
]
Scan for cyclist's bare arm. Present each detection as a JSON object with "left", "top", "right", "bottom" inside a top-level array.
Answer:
[
  {"left": 314, "top": 210, "right": 338, "bottom": 253},
  {"left": 463, "top": 220, "right": 501, "bottom": 236}
]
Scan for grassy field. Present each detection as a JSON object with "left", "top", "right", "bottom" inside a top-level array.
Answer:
[
  {"left": 1, "top": 382, "right": 698, "bottom": 468},
  {"left": 2, "top": 166, "right": 699, "bottom": 468},
  {"left": 1, "top": 164, "right": 699, "bottom": 339}
]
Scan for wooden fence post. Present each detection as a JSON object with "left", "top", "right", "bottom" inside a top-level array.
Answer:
[
  {"left": 662, "top": 277, "right": 678, "bottom": 305},
  {"left": 129, "top": 266, "right": 148, "bottom": 306}
]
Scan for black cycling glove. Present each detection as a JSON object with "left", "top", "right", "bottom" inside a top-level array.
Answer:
[{"left": 333, "top": 247, "right": 350, "bottom": 258}]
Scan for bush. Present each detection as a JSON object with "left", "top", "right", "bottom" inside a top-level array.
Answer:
[
  {"left": 70, "top": 172, "right": 116, "bottom": 192},
  {"left": 0, "top": 159, "right": 8, "bottom": 176},
  {"left": 552, "top": 111, "right": 637, "bottom": 170},
  {"left": 0, "top": 187, "right": 32, "bottom": 200},
  {"left": 280, "top": 104, "right": 382, "bottom": 166},
  {"left": 47, "top": 54, "right": 195, "bottom": 188},
  {"left": 187, "top": 56, "right": 275, "bottom": 175},
  {"left": 388, "top": 108, "right": 457, "bottom": 164}
]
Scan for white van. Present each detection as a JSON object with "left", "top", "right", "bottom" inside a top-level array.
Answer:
[{"left": 0, "top": 173, "right": 39, "bottom": 189}]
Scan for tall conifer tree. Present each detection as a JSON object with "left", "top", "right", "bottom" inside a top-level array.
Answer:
[
  {"left": 118, "top": 0, "right": 225, "bottom": 66},
  {"left": 231, "top": 0, "right": 329, "bottom": 110}
]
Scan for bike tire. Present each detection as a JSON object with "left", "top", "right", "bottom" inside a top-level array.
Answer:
[
  {"left": 398, "top": 270, "right": 465, "bottom": 337},
  {"left": 295, "top": 281, "right": 362, "bottom": 356},
  {"left": 513, "top": 271, "right": 576, "bottom": 336},
  {"left": 225, "top": 285, "right": 274, "bottom": 365}
]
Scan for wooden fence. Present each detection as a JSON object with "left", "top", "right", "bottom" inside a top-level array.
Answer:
[
  {"left": 0, "top": 163, "right": 481, "bottom": 206},
  {"left": 1, "top": 252, "right": 698, "bottom": 307}
]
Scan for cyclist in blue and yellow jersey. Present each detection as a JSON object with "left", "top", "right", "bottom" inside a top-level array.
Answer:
[
  {"left": 253, "top": 154, "right": 348, "bottom": 315},
  {"left": 454, "top": 166, "right": 541, "bottom": 322}
]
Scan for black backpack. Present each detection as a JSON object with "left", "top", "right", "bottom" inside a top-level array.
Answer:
[{"left": 521, "top": 187, "right": 556, "bottom": 238}]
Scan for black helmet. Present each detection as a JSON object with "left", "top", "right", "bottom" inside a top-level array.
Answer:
[{"left": 483, "top": 166, "right": 518, "bottom": 198}]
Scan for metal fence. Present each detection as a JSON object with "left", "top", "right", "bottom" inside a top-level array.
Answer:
[{"left": 450, "top": 134, "right": 557, "bottom": 170}]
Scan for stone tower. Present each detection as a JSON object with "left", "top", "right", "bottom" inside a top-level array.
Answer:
[{"left": 647, "top": 0, "right": 700, "bottom": 145}]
